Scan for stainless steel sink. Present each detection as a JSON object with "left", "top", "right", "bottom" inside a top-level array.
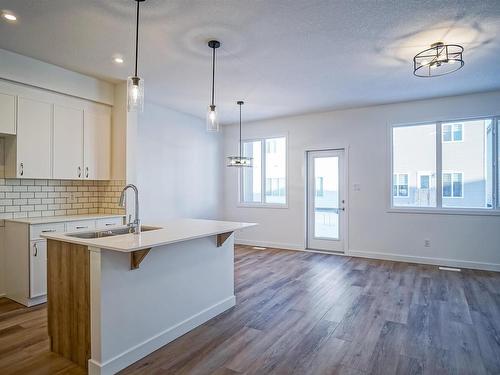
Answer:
[{"left": 66, "top": 225, "right": 162, "bottom": 239}]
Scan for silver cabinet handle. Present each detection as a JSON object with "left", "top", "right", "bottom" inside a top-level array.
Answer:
[
  {"left": 41, "top": 229, "right": 56, "bottom": 233},
  {"left": 76, "top": 226, "right": 88, "bottom": 229},
  {"left": 33, "top": 243, "right": 38, "bottom": 257},
  {"left": 78, "top": 166, "right": 82, "bottom": 178},
  {"left": 20, "top": 162, "right": 24, "bottom": 176},
  {"left": 105, "top": 223, "right": 115, "bottom": 226},
  {"left": 85, "top": 166, "right": 89, "bottom": 178}
]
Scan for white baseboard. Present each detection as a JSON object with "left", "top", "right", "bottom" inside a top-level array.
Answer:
[
  {"left": 236, "top": 239, "right": 500, "bottom": 272},
  {"left": 347, "top": 249, "right": 500, "bottom": 272},
  {"left": 88, "top": 295, "right": 236, "bottom": 375},
  {"left": 236, "top": 238, "right": 304, "bottom": 251}
]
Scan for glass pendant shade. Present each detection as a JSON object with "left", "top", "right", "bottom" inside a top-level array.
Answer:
[
  {"left": 206, "top": 105, "right": 219, "bottom": 132},
  {"left": 127, "top": 76, "right": 144, "bottom": 112},
  {"left": 227, "top": 156, "right": 252, "bottom": 167}
]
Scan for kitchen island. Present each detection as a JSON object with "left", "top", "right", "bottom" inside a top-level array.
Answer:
[{"left": 41, "top": 218, "right": 256, "bottom": 375}]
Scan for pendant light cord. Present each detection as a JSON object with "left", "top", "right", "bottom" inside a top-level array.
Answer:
[
  {"left": 134, "top": 0, "right": 140, "bottom": 77},
  {"left": 211, "top": 47, "right": 216, "bottom": 106}
]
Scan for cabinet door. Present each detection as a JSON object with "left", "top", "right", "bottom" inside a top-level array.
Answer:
[
  {"left": 0, "top": 92, "right": 16, "bottom": 135},
  {"left": 53, "top": 104, "right": 84, "bottom": 179},
  {"left": 17, "top": 97, "right": 52, "bottom": 178},
  {"left": 29, "top": 240, "right": 47, "bottom": 298},
  {"left": 84, "top": 109, "right": 111, "bottom": 180}
]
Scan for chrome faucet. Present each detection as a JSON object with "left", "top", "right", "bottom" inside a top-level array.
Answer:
[{"left": 119, "top": 184, "right": 141, "bottom": 234}]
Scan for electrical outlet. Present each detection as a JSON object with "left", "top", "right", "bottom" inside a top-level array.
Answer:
[{"left": 424, "top": 239, "right": 431, "bottom": 247}]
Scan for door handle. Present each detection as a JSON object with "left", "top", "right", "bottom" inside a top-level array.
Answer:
[
  {"left": 85, "top": 166, "right": 89, "bottom": 178},
  {"left": 20, "top": 162, "right": 24, "bottom": 176},
  {"left": 78, "top": 166, "right": 82, "bottom": 178},
  {"left": 33, "top": 243, "right": 38, "bottom": 257}
]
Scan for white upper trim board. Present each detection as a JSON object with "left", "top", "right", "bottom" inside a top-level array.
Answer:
[{"left": 0, "top": 48, "right": 114, "bottom": 105}]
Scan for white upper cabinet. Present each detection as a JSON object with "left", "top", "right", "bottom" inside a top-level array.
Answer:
[
  {"left": 15, "top": 97, "right": 52, "bottom": 179},
  {"left": 2, "top": 81, "right": 113, "bottom": 180},
  {"left": 84, "top": 108, "right": 111, "bottom": 180},
  {"left": 0, "top": 92, "right": 16, "bottom": 135},
  {"left": 53, "top": 105, "right": 84, "bottom": 179}
]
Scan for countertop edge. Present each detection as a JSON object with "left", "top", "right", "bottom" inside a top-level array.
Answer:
[
  {"left": 41, "top": 220, "right": 257, "bottom": 253},
  {"left": 5, "top": 214, "right": 126, "bottom": 225}
]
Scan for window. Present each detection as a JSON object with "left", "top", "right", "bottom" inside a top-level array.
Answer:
[
  {"left": 392, "top": 124, "right": 436, "bottom": 207},
  {"left": 442, "top": 172, "right": 463, "bottom": 198},
  {"left": 442, "top": 123, "right": 463, "bottom": 142},
  {"left": 240, "top": 136, "right": 287, "bottom": 206},
  {"left": 391, "top": 117, "right": 499, "bottom": 211},
  {"left": 393, "top": 174, "right": 409, "bottom": 197},
  {"left": 419, "top": 174, "right": 430, "bottom": 189}
]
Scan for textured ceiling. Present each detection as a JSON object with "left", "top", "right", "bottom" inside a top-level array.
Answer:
[{"left": 1, "top": 0, "right": 500, "bottom": 124}]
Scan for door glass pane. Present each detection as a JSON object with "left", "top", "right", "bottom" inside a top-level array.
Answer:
[
  {"left": 242, "top": 141, "right": 261, "bottom": 203},
  {"left": 314, "top": 156, "right": 339, "bottom": 239},
  {"left": 392, "top": 124, "right": 437, "bottom": 207},
  {"left": 442, "top": 119, "right": 493, "bottom": 208},
  {"left": 264, "top": 137, "right": 286, "bottom": 204}
]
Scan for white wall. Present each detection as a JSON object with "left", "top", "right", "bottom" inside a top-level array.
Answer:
[
  {"left": 223, "top": 90, "right": 500, "bottom": 271},
  {"left": 137, "top": 102, "right": 222, "bottom": 222}
]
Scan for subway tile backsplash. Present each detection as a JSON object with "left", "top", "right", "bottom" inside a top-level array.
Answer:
[{"left": 0, "top": 179, "right": 126, "bottom": 222}]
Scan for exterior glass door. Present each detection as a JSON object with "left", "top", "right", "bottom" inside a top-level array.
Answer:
[{"left": 307, "top": 149, "right": 345, "bottom": 252}]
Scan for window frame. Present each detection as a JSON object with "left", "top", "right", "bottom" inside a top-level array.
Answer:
[
  {"left": 389, "top": 117, "right": 500, "bottom": 215},
  {"left": 238, "top": 135, "right": 288, "bottom": 208},
  {"left": 442, "top": 171, "right": 464, "bottom": 199},
  {"left": 442, "top": 123, "right": 464, "bottom": 143},
  {"left": 393, "top": 173, "right": 409, "bottom": 197}
]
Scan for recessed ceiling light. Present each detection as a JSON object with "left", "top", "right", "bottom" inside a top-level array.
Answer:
[
  {"left": 114, "top": 56, "right": 124, "bottom": 64},
  {"left": 2, "top": 12, "right": 17, "bottom": 22}
]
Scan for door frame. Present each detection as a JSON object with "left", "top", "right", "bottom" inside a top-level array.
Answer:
[{"left": 304, "top": 146, "right": 349, "bottom": 253}]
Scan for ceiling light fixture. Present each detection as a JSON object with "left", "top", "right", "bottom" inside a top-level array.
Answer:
[
  {"left": 127, "top": 0, "right": 145, "bottom": 112},
  {"left": 2, "top": 12, "right": 17, "bottom": 22},
  {"left": 206, "top": 40, "right": 221, "bottom": 132},
  {"left": 227, "top": 101, "right": 253, "bottom": 167},
  {"left": 114, "top": 56, "right": 124, "bottom": 64},
  {"left": 414, "top": 42, "right": 464, "bottom": 77}
]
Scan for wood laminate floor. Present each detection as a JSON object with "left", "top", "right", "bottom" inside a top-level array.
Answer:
[{"left": 1, "top": 245, "right": 500, "bottom": 374}]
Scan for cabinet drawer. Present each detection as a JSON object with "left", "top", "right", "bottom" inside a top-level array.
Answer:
[
  {"left": 95, "top": 217, "right": 124, "bottom": 229},
  {"left": 65, "top": 220, "right": 96, "bottom": 232},
  {"left": 30, "top": 223, "right": 66, "bottom": 240}
]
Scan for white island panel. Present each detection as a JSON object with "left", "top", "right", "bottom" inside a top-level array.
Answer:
[{"left": 88, "top": 234, "right": 235, "bottom": 375}]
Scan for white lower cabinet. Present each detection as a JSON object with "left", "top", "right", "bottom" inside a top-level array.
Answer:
[
  {"left": 29, "top": 240, "right": 47, "bottom": 298},
  {"left": 5, "top": 216, "right": 124, "bottom": 306}
]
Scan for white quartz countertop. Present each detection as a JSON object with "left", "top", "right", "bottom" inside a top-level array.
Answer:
[
  {"left": 41, "top": 218, "right": 256, "bottom": 252},
  {"left": 5, "top": 214, "right": 125, "bottom": 225}
]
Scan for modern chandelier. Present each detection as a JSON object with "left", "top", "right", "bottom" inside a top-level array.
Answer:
[
  {"left": 127, "top": 0, "right": 146, "bottom": 112},
  {"left": 227, "top": 101, "right": 252, "bottom": 167},
  {"left": 206, "top": 40, "right": 221, "bottom": 132},
  {"left": 413, "top": 42, "right": 464, "bottom": 77}
]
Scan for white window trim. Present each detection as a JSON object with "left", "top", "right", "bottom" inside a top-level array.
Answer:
[
  {"left": 388, "top": 116, "right": 500, "bottom": 215},
  {"left": 442, "top": 123, "right": 464, "bottom": 143},
  {"left": 238, "top": 135, "right": 289, "bottom": 208},
  {"left": 442, "top": 171, "right": 464, "bottom": 199}
]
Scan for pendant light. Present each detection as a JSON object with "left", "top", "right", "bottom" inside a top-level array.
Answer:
[
  {"left": 207, "top": 40, "right": 221, "bottom": 132},
  {"left": 127, "top": 0, "right": 145, "bottom": 112},
  {"left": 227, "top": 101, "right": 253, "bottom": 167},
  {"left": 414, "top": 42, "right": 464, "bottom": 77}
]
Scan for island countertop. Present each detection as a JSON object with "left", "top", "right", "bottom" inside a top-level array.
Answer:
[{"left": 40, "top": 218, "right": 256, "bottom": 252}]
